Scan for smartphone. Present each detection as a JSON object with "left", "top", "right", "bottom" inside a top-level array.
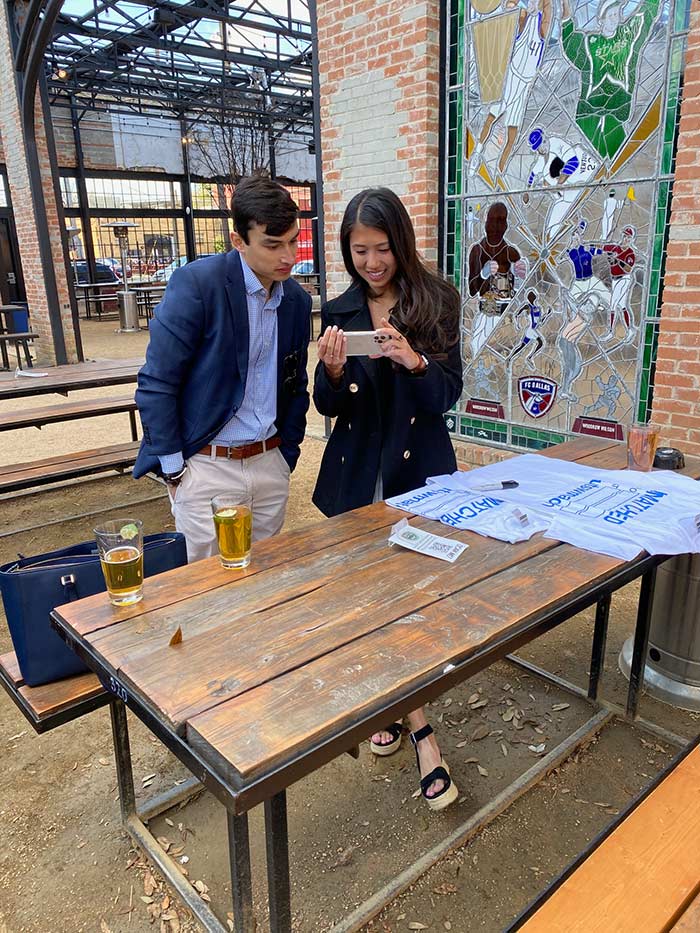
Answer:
[{"left": 344, "top": 330, "right": 389, "bottom": 356}]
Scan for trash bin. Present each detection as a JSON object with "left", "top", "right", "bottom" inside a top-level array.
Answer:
[
  {"left": 5, "top": 305, "right": 29, "bottom": 333},
  {"left": 117, "top": 290, "right": 140, "bottom": 333},
  {"left": 619, "top": 553, "right": 700, "bottom": 710}
]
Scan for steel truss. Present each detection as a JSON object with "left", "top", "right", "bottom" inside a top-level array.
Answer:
[{"left": 45, "top": 0, "right": 313, "bottom": 137}]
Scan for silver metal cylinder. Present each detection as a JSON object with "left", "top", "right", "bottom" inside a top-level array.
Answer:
[
  {"left": 619, "top": 553, "right": 700, "bottom": 710},
  {"left": 117, "top": 290, "right": 140, "bottom": 333}
]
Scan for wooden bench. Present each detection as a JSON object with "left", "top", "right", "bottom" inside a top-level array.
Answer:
[
  {"left": 0, "top": 441, "right": 140, "bottom": 493},
  {"left": 512, "top": 736, "right": 700, "bottom": 932},
  {"left": 0, "top": 331, "right": 37, "bottom": 370},
  {"left": 0, "top": 395, "right": 138, "bottom": 440},
  {"left": 0, "top": 650, "right": 107, "bottom": 733}
]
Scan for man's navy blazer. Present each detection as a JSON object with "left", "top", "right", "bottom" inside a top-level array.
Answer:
[{"left": 133, "top": 250, "right": 311, "bottom": 479}]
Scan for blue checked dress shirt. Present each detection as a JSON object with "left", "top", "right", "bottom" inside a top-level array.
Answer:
[{"left": 159, "top": 255, "right": 283, "bottom": 474}]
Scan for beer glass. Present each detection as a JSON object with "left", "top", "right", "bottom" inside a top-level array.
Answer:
[
  {"left": 211, "top": 496, "right": 252, "bottom": 568},
  {"left": 94, "top": 519, "right": 144, "bottom": 605},
  {"left": 627, "top": 422, "right": 659, "bottom": 472}
]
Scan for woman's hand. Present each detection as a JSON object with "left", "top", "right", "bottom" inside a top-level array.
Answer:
[
  {"left": 318, "top": 325, "right": 347, "bottom": 383},
  {"left": 373, "top": 317, "right": 425, "bottom": 372}
]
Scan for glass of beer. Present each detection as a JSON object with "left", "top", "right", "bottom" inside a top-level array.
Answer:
[
  {"left": 94, "top": 519, "right": 144, "bottom": 606},
  {"left": 627, "top": 422, "right": 659, "bottom": 471},
  {"left": 211, "top": 496, "right": 252, "bottom": 569}
]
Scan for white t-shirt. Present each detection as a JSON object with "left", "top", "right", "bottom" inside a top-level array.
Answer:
[{"left": 386, "top": 454, "right": 700, "bottom": 561}]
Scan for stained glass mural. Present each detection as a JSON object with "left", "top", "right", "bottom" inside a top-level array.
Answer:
[{"left": 444, "top": 0, "right": 690, "bottom": 450}]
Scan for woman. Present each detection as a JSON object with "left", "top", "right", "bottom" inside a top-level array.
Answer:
[{"left": 312, "top": 188, "right": 463, "bottom": 811}]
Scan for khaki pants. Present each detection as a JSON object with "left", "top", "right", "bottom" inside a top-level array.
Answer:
[{"left": 169, "top": 448, "right": 290, "bottom": 562}]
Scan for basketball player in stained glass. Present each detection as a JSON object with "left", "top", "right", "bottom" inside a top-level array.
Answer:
[
  {"left": 469, "top": 0, "right": 553, "bottom": 178},
  {"left": 561, "top": 0, "right": 662, "bottom": 161}
]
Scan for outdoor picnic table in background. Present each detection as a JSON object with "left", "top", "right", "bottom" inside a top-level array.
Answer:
[
  {"left": 130, "top": 283, "right": 165, "bottom": 321},
  {"left": 0, "top": 358, "right": 144, "bottom": 490},
  {"left": 50, "top": 435, "right": 700, "bottom": 933},
  {"left": 0, "top": 357, "right": 143, "bottom": 401},
  {"left": 74, "top": 282, "right": 119, "bottom": 320}
]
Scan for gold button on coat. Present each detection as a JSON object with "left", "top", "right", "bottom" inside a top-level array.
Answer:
[
  {"left": 349, "top": 383, "right": 359, "bottom": 393},
  {"left": 403, "top": 450, "right": 411, "bottom": 460}
]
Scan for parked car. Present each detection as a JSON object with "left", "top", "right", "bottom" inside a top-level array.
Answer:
[
  {"left": 152, "top": 254, "right": 216, "bottom": 283},
  {"left": 73, "top": 261, "right": 119, "bottom": 285},
  {"left": 97, "top": 257, "right": 132, "bottom": 279}
]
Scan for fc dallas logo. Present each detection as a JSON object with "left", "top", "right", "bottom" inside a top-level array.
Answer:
[{"left": 518, "top": 377, "right": 557, "bottom": 419}]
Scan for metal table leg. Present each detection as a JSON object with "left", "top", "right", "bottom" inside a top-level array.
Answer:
[
  {"left": 227, "top": 810, "right": 255, "bottom": 933},
  {"left": 588, "top": 593, "right": 611, "bottom": 701},
  {"left": 265, "top": 790, "right": 292, "bottom": 933},
  {"left": 110, "top": 698, "right": 136, "bottom": 820},
  {"left": 626, "top": 566, "right": 658, "bottom": 719}
]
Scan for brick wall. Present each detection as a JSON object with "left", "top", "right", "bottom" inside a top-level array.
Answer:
[
  {"left": 316, "top": 0, "right": 441, "bottom": 297},
  {"left": 0, "top": 5, "right": 78, "bottom": 364},
  {"left": 653, "top": 8, "right": 700, "bottom": 456}
]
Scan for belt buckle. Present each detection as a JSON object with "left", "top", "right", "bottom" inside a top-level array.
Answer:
[{"left": 225, "top": 445, "right": 237, "bottom": 460}]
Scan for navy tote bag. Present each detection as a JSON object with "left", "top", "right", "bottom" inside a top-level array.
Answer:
[{"left": 0, "top": 532, "right": 187, "bottom": 686}]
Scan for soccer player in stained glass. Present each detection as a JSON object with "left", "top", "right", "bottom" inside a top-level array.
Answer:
[
  {"left": 561, "top": 0, "right": 662, "bottom": 161},
  {"left": 523, "top": 128, "right": 599, "bottom": 242},
  {"left": 583, "top": 373, "right": 622, "bottom": 418},
  {"left": 506, "top": 289, "right": 553, "bottom": 370},
  {"left": 469, "top": 0, "right": 553, "bottom": 178},
  {"left": 472, "top": 356, "right": 498, "bottom": 399}
]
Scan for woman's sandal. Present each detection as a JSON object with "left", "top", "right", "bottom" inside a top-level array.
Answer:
[
  {"left": 410, "top": 723, "right": 459, "bottom": 812},
  {"left": 369, "top": 721, "right": 404, "bottom": 756}
]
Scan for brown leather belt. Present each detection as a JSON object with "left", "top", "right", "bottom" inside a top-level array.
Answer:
[{"left": 199, "top": 435, "right": 281, "bottom": 460}]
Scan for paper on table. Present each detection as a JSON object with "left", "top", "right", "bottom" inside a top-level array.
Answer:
[{"left": 388, "top": 518, "right": 468, "bottom": 563}]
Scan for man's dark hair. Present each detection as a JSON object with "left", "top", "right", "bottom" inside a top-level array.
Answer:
[{"left": 231, "top": 175, "right": 299, "bottom": 243}]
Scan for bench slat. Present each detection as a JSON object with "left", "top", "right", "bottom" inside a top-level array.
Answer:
[
  {"left": 0, "top": 332, "right": 37, "bottom": 341},
  {"left": 0, "top": 651, "right": 106, "bottom": 733},
  {"left": 518, "top": 745, "right": 700, "bottom": 933},
  {"left": 671, "top": 890, "right": 700, "bottom": 931},
  {"left": 0, "top": 395, "right": 137, "bottom": 432},
  {"left": 0, "top": 441, "right": 140, "bottom": 493}
]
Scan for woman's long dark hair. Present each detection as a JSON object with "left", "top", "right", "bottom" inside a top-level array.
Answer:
[{"left": 340, "top": 187, "right": 460, "bottom": 354}]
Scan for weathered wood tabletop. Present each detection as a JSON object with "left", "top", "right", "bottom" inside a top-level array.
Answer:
[
  {"left": 0, "top": 357, "right": 142, "bottom": 401},
  {"left": 51, "top": 435, "right": 698, "bottom": 816}
]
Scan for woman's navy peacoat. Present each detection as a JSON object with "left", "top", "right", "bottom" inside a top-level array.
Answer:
[{"left": 312, "top": 284, "right": 463, "bottom": 517}]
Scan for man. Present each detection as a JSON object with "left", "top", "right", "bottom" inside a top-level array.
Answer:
[
  {"left": 469, "top": 0, "right": 552, "bottom": 178},
  {"left": 467, "top": 201, "right": 526, "bottom": 358},
  {"left": 524, "top": 128, "right": 599, "bottom": 242},
  {"left": 133, "top": 175, "right": 311, "bottom": 562}
]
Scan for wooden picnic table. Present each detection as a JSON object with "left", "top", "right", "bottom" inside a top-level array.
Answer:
[
  {"left": 50, "top": 436, "right": 700, "bottom": 932},
  {"left": 0, "top": 358, "right": 143, "bottom": 402},
  {"left": 74, "top": 282, "right": 119, "bottom": 320}
]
